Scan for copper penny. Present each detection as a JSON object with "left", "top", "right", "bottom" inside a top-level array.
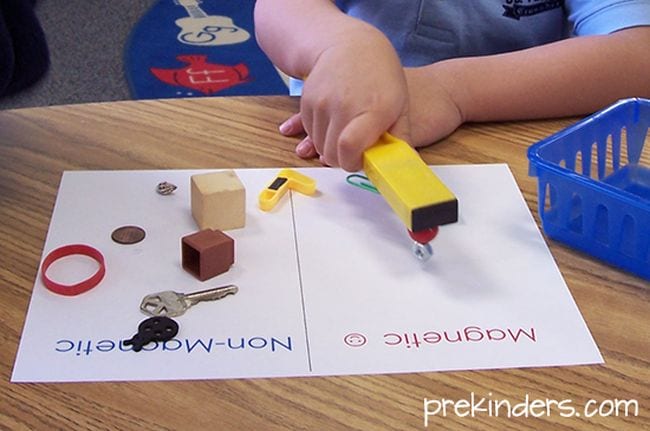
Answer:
[{"left": 111, "top": 226, "right": 146, "bottom": 245}]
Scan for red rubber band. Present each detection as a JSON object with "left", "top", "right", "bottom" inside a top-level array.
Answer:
[{"left": 40, "top": 244, "right": 106, "bottom": 296}]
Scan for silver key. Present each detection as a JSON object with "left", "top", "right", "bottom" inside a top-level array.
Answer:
[{"left": 140, "top": 285, "right": 238, "bottom": 317}]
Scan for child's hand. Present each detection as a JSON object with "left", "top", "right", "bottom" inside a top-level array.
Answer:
[
  {"left": 282, "top": 26, "right": 410, "bottom": 172},
  {"left": 281, "top": 63, "right": 465, "bottom": 158}
]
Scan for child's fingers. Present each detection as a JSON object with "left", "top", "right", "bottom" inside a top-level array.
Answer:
[
  {"left": 337, "top": 113, "right": 387, "bottom": 172},
  {"left": 319, "top": 155, "right": 330, "bottom": 167},
  {"left": 279, "top": 113, "right": 304, "bottom": 136},
  {"left": 295, "top": 136, "right": 318, "bottom": 159}
]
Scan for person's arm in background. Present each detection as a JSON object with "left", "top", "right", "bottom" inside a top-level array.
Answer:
[
  {"left": 405, "top": 26, "right": 650, "bottom": 147},
  {"left": 254, "top": 0, "right": 411, "bottom": 171}
]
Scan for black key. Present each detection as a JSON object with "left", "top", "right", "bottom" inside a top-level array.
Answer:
[{"left": 123, "top": 316, "right": 179, "bottom": 352}]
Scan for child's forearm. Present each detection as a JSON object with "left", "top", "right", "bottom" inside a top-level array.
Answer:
[
  {"left": 429, "top": 27, "right": 650, "bottom": 123},
  {"left": 254, "top": 0, "right": 375, "bottom": 79}
]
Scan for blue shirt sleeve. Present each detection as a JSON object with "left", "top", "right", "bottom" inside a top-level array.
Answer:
[
  {"left": 566, "top": 0, "right": 650, "bottom": 35},
  {"left": 289, "top": 77, "right": 304, "bottom": 96}
]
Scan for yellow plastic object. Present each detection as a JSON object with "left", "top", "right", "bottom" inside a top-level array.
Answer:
[
  {"left": 363, "top": 133, "right": 458, "bottom": 231},
  {"left": 258, "top": 168, "right": 317, "bottom": 211}
]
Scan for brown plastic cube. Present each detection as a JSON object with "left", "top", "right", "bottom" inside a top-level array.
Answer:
[{"left": 182, "top": 229, "right": 234, "bottom": 281}]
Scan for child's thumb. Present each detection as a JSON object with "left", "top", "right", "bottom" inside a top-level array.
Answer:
[{"left": 388, "top": 113, "right": 412, "bottom": 147}]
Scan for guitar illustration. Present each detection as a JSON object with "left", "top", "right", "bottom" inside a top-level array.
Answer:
[{"left": 174, "top": 0, "right": 250, "bottom": 46}]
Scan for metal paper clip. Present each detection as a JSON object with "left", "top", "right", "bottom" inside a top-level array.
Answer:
[{"left": 346, "top": 174, "right": 379, "bottom": 194}]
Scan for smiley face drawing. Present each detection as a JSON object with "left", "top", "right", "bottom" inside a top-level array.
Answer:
[{"left": 344, "top": 333, "right": 367, "bottom": 347}]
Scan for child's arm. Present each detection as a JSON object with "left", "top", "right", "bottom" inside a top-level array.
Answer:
[
  {"left": 254, "top": 0, "right": 411, "bottom": 171},
  {"left": 254, "top": 0, "right": 344, "bottom": 80},
  {"left": 405, "top": 26, "right": 650, "bottom": 147}
]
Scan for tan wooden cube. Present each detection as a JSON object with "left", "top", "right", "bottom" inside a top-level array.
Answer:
[{"left": 191, "top": 170, "right": 245, "bottom": 230}]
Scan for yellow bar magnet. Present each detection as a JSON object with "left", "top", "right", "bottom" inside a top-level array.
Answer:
[
  {"left": 259, "top": 168, "right": 317, "bottom": 211},
  {"left": 363, "top": 133, "right": 458, "bottom": 231}
]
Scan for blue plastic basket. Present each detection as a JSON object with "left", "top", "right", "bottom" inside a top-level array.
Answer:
[{"left": 528, "top": 98, "right": 650, "bottom": 280}]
